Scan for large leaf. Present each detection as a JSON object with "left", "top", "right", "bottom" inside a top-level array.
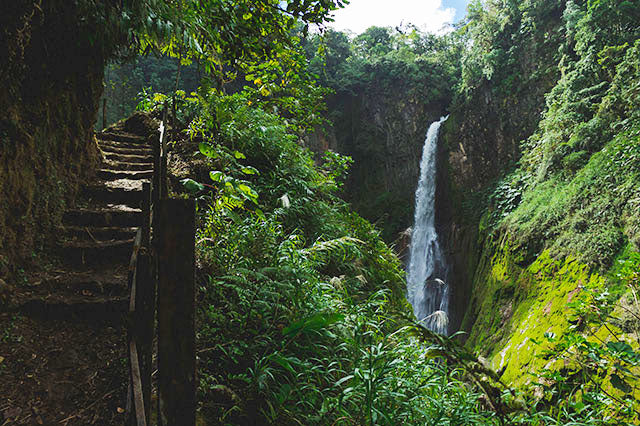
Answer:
[
  {"left": 610, "top": 373, "right": 632, "bottom": 393},
  {"left": 199, "top": 142, "right": 218, "bottom": 158},
  {"left": 241, "top": 166, "right": 259, "bottom": 175},
  {"left": 181, "top": 178, "right": 204, "bottom": 193},
  {"left": 210, "top": 170, "right": 224, "bottom": 182},
  {"left": 282, "top": 312, "right": 344, "bottom": 336}
]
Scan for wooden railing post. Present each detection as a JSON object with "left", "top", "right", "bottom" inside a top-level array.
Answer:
[{"left": 157, "top": 199, "right": 196, "bottom": 426}]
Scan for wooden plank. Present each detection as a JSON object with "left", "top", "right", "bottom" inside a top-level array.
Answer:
[
  {"left": 126, "top": 228, "right": 143, "bottom": 425},
  {"left": 129, "top": 340, "right": 148, "bottom": 426},
  {"left": 136, "top": 251, "right": 154, "bottom": 426},
  {"left": 128, "top": 228, "right": 143, "bottom": 311},
  {"left": 142, "top": 183, "right": 151, "bottom": 248},
  {"left": 157, "top": 199, "right": 196, "bottom": 426}
]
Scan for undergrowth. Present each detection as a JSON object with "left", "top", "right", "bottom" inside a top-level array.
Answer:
[{"left": 149, "top": 90, "right": 508, "bottom": 425}]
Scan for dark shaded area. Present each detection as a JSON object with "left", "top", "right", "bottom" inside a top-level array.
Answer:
[{"left": 0, "top": 1, "right": 107, "bottom": 278}]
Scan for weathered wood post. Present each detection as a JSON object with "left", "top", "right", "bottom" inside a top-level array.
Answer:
[
  {"left": 126, "top": 230, "right": 145, "bottom": 426},
  {"left": 157, "top": 199, "right": 196, "bottom": 426}
]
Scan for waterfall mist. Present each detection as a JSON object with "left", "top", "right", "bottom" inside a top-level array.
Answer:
[{"left": 406, "top": 116, "right": 449, "bottom": 334}]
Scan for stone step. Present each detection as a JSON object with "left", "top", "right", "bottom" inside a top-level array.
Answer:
[
  {"left": 81, "top": 182, "right": 145, "bottom": 207},
  {"left": 98, "top": 139, "right": 152, "bottom": 151},
  {"left": 97, "top": 131, "right": 147, "bottom": 144},
  {"left": 59, "top": 225, "right": 138, "bottom": 241},
  {"left": 59, "top": 239, "right": 134, "bottom": 267},
  {"left": 98, "top": 169, "right": 153, "bottom": 181},
  {"left": 103, "top": 152, "right": 153, "bottom": 164},
  {"left": 17, "top": 270, "right": 128, "bottom": 299},
  {"left": 18, "top": 296, "right": 128, "bottom": 323},
  {"left": 103, "top": 160, "right": 154, "bottom": 171},
  {"left": 63, "top": 206, "right": 142, "bottom": 227},
  {"left": 99, "top": 144, "right": 152, "bottom": 156}
]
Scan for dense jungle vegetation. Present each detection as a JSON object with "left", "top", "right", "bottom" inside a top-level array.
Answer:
[{"left": 9, "top": 0, "right": 637, "bottom": 424}]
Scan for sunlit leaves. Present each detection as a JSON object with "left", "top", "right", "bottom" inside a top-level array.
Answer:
[
  {"left": 181, "top": 178, "right": 205, "bottom": 193},
  {"left": 209, "top": 170, "right": 224, "bottom": 182},
  {"left": 199, "top": 142, "right": 218, "bottom": 158}
]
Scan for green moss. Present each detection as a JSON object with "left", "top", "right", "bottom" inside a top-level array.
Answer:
[{"left": 465, "top": 246, "right": 607, "bottom": 387}]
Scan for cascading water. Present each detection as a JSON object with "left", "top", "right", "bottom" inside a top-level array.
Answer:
[{"left": 406, "top": 116, "right": 449, "bottom": 334}]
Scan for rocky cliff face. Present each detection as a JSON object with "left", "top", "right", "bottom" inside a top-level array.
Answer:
[
  {"left": 436, "top": 5, "right": 565, "bottom": 336},
  {"left": 308, "top": 88, "right": 448, "bottom": 242},
  {"left": 0, "top": 2, "right": 105, "bottom": 278},
  {"left": 436, "top": 81, "right": 553, "bottom": 331}
]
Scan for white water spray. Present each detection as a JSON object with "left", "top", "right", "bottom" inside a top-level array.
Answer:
[{"left": 407, "top": 116, "right": 449, "bottom": 334}]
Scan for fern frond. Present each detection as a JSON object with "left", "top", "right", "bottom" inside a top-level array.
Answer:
[{"left": 302, "top": 237, "right": 364, "bottom": 261}]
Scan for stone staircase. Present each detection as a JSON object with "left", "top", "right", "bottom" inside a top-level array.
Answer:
[
  {"left": 23, "top": 130, "right": 152, "bottom": 316},
  {"left": 0, "top": 124, "right": 155, "bottom": 424}
]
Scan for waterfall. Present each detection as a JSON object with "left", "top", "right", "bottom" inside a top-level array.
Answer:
[{"left": 407, "top": 116, "right": 449, "bottom": 334}]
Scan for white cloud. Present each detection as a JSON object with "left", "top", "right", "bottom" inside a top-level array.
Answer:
[{"left": 329, "top": 0, "right": 456, "bottom": 35}]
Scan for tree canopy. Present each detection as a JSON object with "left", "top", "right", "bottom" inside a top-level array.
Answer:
[{"left": 87, "top": 0, "right": 346, "bottom": 73}]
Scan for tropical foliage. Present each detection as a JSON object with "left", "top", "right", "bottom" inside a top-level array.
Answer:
[
  {"left": 460, "top": 0, "right": 640, "bottom": 423},
  {"left": 113, "top": 0, "right": 640, "bottom": 424},
  {"left": 136, "top": 91, "right": 511, "bottom": 425}
]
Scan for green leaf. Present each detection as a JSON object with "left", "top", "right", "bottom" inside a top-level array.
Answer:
[
  {"left": 254, "top": 208, "right": 266, "bottom": 220},
  {"left": 181, "top": 178, "right": 204, "bottom": 193},
  {"left": 268, "top": 353, "right": 297, "bottom": 375},
  {"left": 607, "top": 341, "right": 634, "bottom": 355},
  {"left": 282, "top": 312, "right": 344, "bottom": 336},
  {"left": 610, "top": 373, "right": 632, "bottom": 393},
  {"left": 199, "top": 142, "right": 218, "bottom": 158},
  {"left": 241, "top": 166, "right": 259, "bottom": 175},
  {"left": 237, "top": 183, "right": 252, "bottom": 194},
  {"left": 233, "top": 150, "right": 247, "bottom": 159},
  {"left": 210, "top": 171, "right": 224, "bottom": 182},
  {"left": 334, "top": 374, "right": 354, "bottom": 387},
  {"left": 237, "top": 184, "right": 258, "bottom": 202}
]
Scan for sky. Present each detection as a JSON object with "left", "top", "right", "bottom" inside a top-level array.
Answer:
[{"left": 329, "top": 0, "right": 470, "bottom": 35}]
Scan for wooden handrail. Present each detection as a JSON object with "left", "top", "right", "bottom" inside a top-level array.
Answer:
[
  {"left": 129, "top": 339, "right": 147, "bottom": 426},
  {"left": 127, "top": 102, "right": 189, "bottom": 426},
  {"left": 127, "top": 228, "right": 146, "bottom": 426},
  {"left": 127, "top": 228, "right": 143, "bottom": 302}
]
